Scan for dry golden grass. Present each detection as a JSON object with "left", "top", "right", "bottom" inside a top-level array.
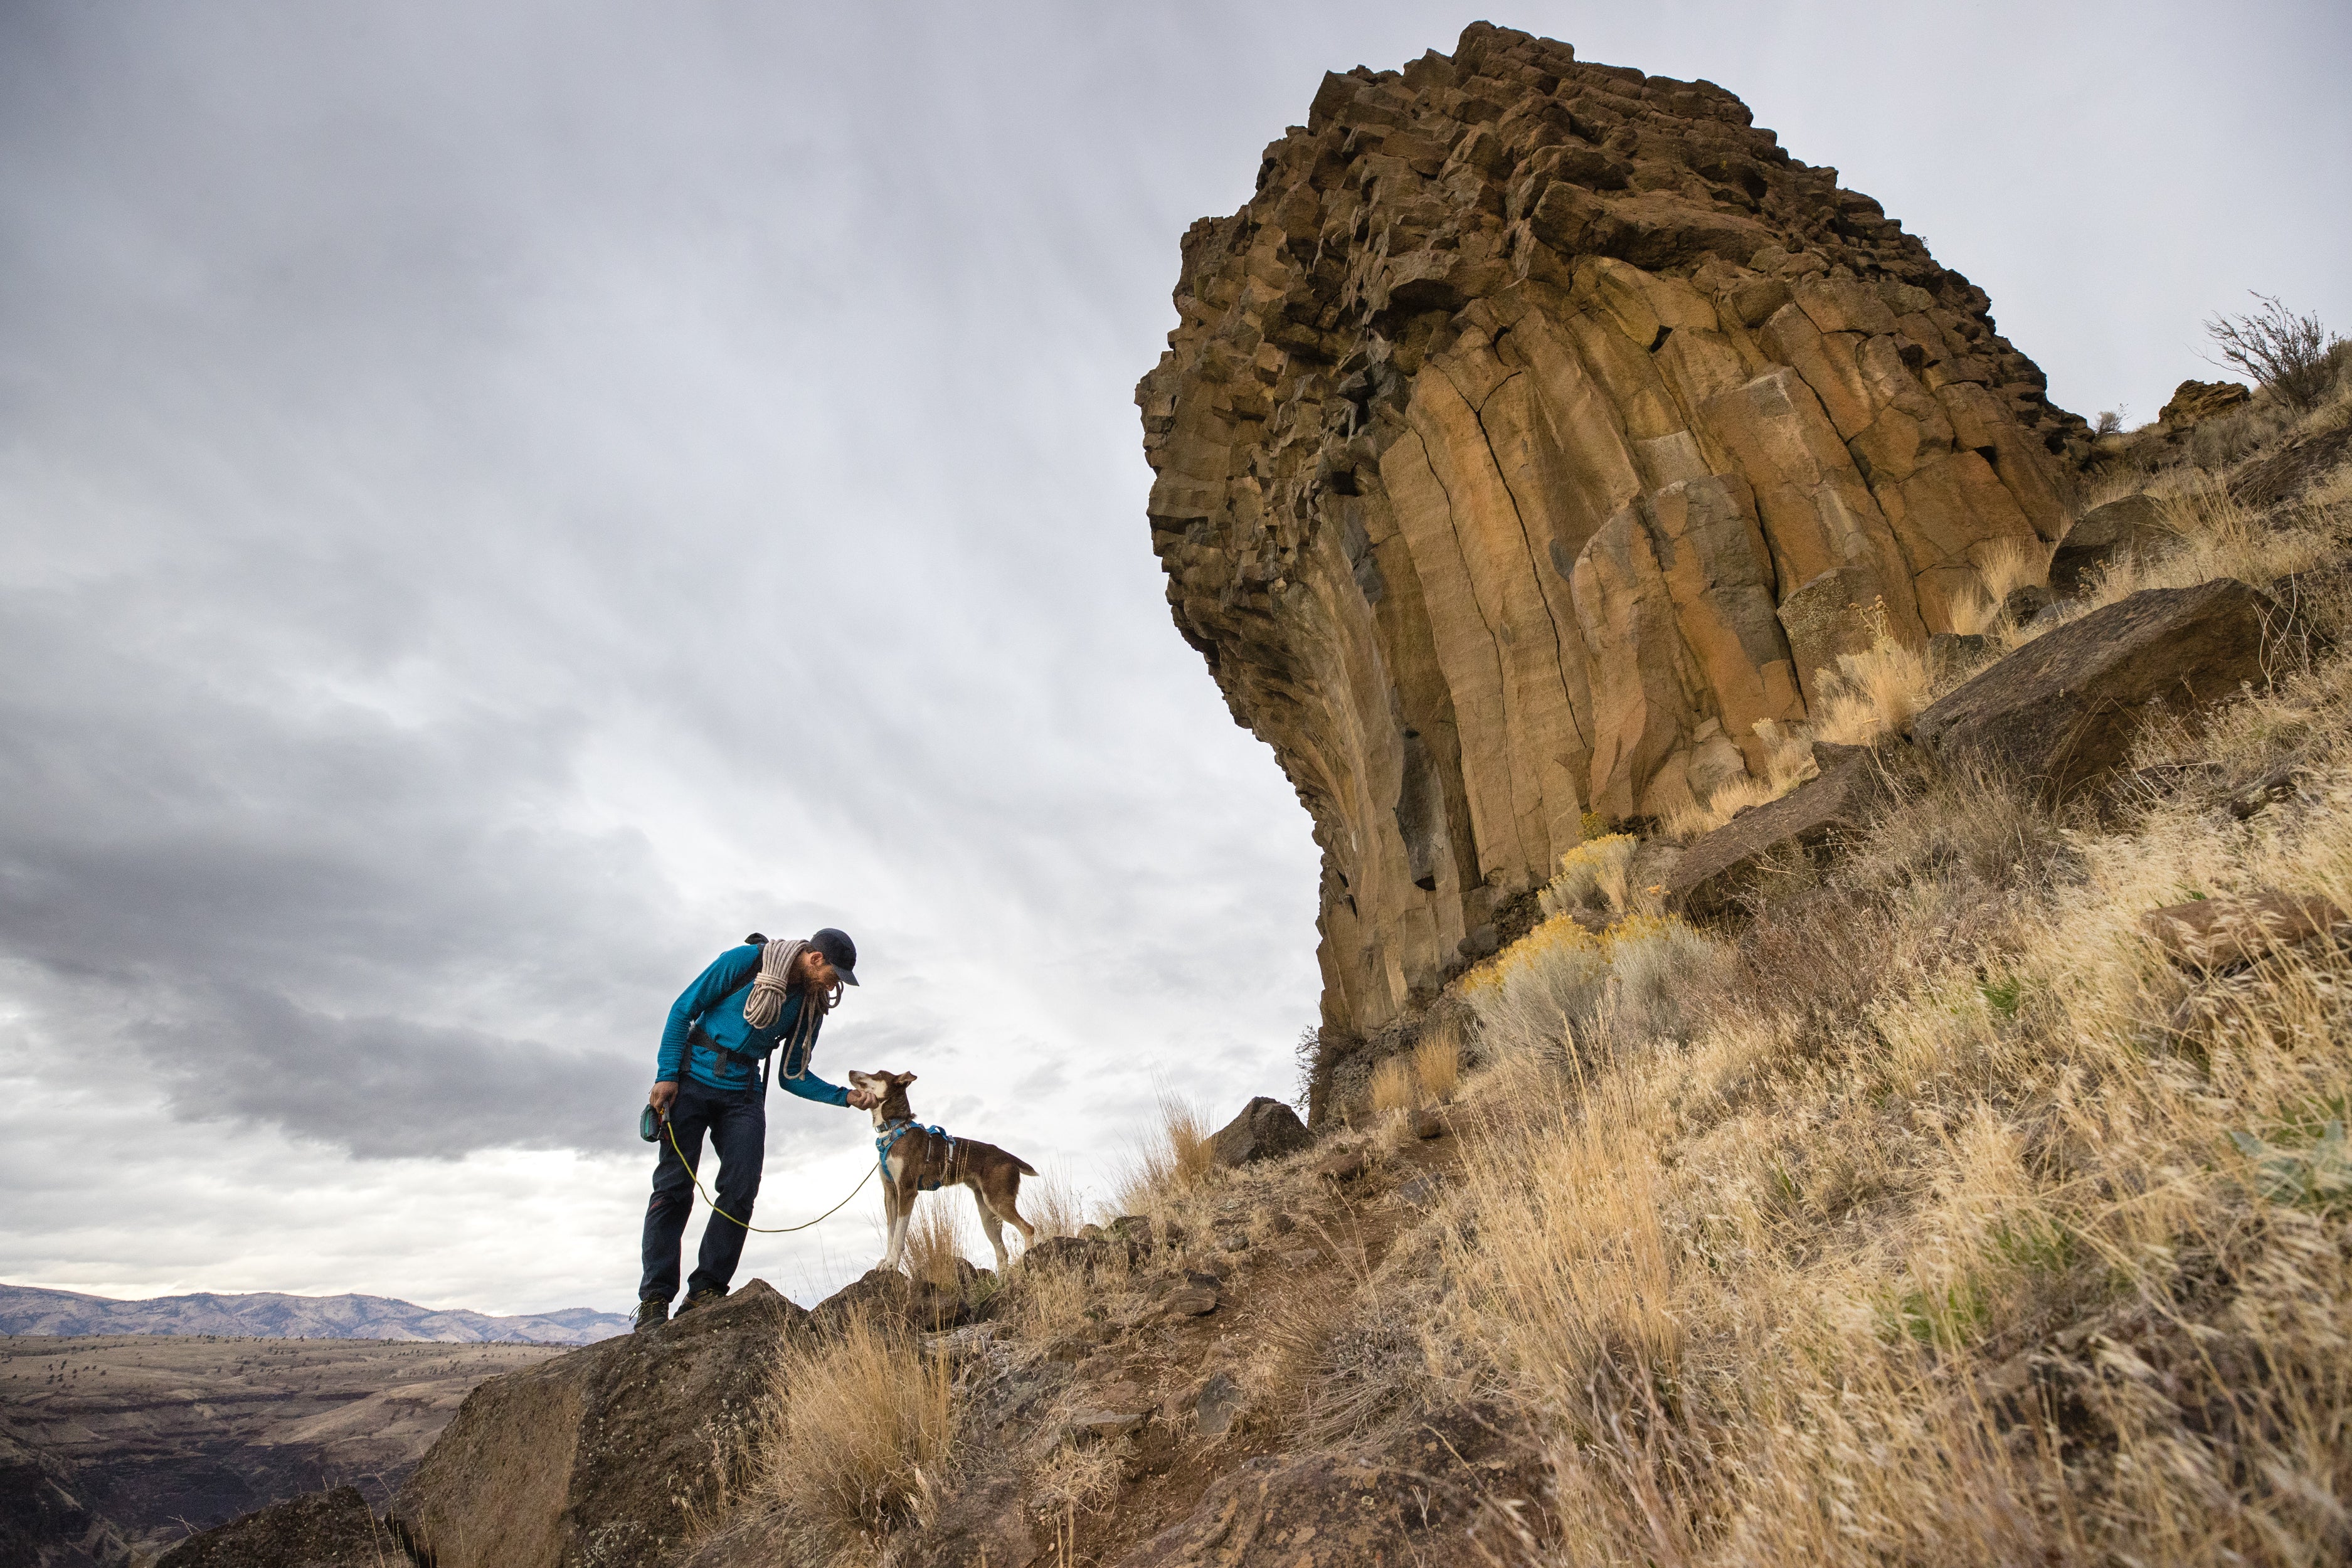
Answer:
[
  {"left": 1436, "top": 642, "right": 2352, "bottom": 1565},
  {"left": 1369, "top": 1054, "right": 1419, "bottom": 1118},
  {"left": 1113, "top": 1089, "right": 1216, "bottom": 1213},
  {"left": 760, "top": 1315, "right": 954, "bottom": 1561},
  {"left": 2003, "top": 479, "right": 2340, "bottom": 655},
  {"left": 1017, "top": 1163, "right": 1089, "bottom": 1241},
  {"left": 1811, "top": 610, "right": 1932, "bottom": 746},
  {"left": 1658, "top": 724, "right": 1822, "bottom": 844},
  {"left": 1658, "top": 771, "right": 1778, "bottom": 844},
  {"left": 1413, "top": 1025, "right": 1461, "bottom": 1104},
  {"left": 1946, "top": 535, "right": 2053, "bottom": 636},
  {"left": 900, "top": 1194, "right": 974, "bottom": 1288}
]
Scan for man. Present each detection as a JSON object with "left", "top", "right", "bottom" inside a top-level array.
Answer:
[{"left": 637, "top": 926, "right": 876, "bottom": 1330}]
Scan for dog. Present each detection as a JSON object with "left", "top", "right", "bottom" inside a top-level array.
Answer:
[{"left": 848, "top": 1069, "right": 1039, "bottom": 1273}]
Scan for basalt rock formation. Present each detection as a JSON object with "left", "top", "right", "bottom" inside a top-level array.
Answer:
[{"left": 1138, "top": 23, "right": 2083, "bottom": 1037}]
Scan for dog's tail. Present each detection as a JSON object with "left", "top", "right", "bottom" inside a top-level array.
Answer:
[{"left": 1011, "top": 1155, "right": 1038, "bottom": 1177}]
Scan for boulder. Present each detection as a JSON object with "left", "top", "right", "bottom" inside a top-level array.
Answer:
[
  {"left": 1926, "top": 632, "right": 1990, "bottom": 686},
  {"left": 809, "top": 1262, "right": 975, "bottom": 1335},
  {"left": 1668, "top": 742, "right": 1896, "bottom": 918},
  {"left": 1208, "top": 1096, "right": 1313, "bottom": 1167},
  {"left": 1165, "top": 1283, "right": 1220, "bottom": 1318},
  {"left": 1911, "top": 580, "right": 2298, "bottom": 801},
  {"left": 1066, "top": 1407, "right": 1148, "bottom": 1442},
  {"left": 388, "top": 1279, "right": 806, "bottom": 1568},
  {"left": 1192, "top": 1370, "right": 1245, "bottom": 1437},
  {"left": 2142, "top": 890, "right": 2346, "bottom": 971},
  {"left": 2158, "top": 379, "right": 2251, "bottom": 426},
  {"left": 1142, "top": 24, "right": 2078, "bottom": 1044},
  {"left": 2230, "top": 423, "right": 2352, "bottom": 507},
  {"left": 2051, "top": 494, "right": 2167, "bottom": 593},
  {"left": 155, "top": 1486, "right": 381, "bottom": 1568},
  {"left": 1019, "top": 1234, "right": 1111, "bottom": 1276},
  {"left": 1777, "top": 565, "right": 1888, "bottom": 706}
]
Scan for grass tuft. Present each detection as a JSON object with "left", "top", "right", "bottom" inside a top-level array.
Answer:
[
  {"left": 1115, "top": 1089, "right": 1216, "bottom": 1212},
  {"left": 1811, "top": 603, "right": 1931, "bottom": 746},
  {"left": 760, "top": 1315, "right": 953, "bottom": 1559},
  {"left": 1413, "top": 1025, "right": 1461, "bottom": 1104}
]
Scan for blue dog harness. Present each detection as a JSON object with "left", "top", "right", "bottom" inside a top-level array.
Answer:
[{"left": 875, "top": 1118, "right": 958, "bottom": 1192}]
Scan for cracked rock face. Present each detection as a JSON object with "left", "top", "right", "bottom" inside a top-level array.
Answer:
[{"left": 1137, "top": 23, "right": 2082, "bottom": 1038}]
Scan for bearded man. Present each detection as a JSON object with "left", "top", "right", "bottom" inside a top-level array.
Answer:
[{"left": 636, "top": 927, "right": 876, "bottom": 1330}]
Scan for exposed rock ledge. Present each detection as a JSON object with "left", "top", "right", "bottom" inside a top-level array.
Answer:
[{"left": 1138, "top": 21, "right": 2082, "bottom": 1037}]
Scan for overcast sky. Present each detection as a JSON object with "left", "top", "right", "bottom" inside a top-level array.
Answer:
[{"left": 4, "top": 1, "right": 2346, "bottom": 1317}]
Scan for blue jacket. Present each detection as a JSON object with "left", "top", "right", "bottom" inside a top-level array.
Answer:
[{"left": 656, "top": 945, "right": 850, "bottom": 1106}]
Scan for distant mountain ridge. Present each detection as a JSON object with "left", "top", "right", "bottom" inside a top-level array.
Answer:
[{"left": 0, "top": 1281, "right": 628, "bottom": 1344}]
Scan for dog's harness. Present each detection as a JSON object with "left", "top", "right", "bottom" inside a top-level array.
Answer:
[{"left": 874, "top": 1116, "right": 958, "bottom": 1192}]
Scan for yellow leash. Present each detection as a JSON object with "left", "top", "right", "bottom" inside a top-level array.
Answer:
[{"left": 662, "top": 1115, "right": 878, "bottom": 1234}]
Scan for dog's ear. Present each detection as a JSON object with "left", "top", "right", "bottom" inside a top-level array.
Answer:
[{"left": 895, "top": 1071, "right": 918, "bottom": 1086}]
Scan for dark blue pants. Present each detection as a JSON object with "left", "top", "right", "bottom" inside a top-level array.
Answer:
[{"left": 639, "top": 1078, "right": 766, "bottom": 1303}]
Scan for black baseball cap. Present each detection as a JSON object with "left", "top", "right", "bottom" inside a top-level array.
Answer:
[{"left": 812, "top": 927, "right": 859, "bottom": 985}]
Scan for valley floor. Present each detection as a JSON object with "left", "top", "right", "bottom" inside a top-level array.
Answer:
[{"left": 0, "top": 1333, "right": 565, "bottom": 1566}]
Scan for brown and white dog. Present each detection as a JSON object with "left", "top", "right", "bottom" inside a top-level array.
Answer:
[{"left": 848, "top": 1069, "right": 1039, "bottom": 1273}]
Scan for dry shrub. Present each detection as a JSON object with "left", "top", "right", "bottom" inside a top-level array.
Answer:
[
  {"left": 761, "top": 1315, "right": 953, "bottom": 1560},
  {"left": 1447, "top": 1081, "right": 1681, "bottom": 1381},
  {"left": 1369, "top": 1054, "right": 1419, "bottom": 1117},
  {"left": 1464, "top": 913, "right": 1724, "bottom": 1071},
  {"left": 1414, "top": 1025, "right": 1461, "bottom": 1104},
  {"left": 1028, "top": 1437, "right": 1122, "bottom": 1513},
  {"left": 1811, "top": 607, "right": 1931, "bottom": 744},
  {"left": 1539, "top": 833, "right": 1636, "bottom": 916},
  {"left": 2206, "top": 292, "right": 2343, "bottom": 412},
  {"left": 1114, "top": 1090, "right": 1214, "bottom": 1212}
]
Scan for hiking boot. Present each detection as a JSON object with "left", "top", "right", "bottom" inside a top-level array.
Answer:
[
  {"left": 633, "top": 1298, "right": 670, "bottom": 1333},
  {"left": 675, "top": 1286, "right": 727, "bottom": 1318}
]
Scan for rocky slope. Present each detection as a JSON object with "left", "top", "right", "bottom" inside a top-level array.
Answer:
[
  {"left": 0, "top": 1283, "right": 629, "bottom": 1345},
  {"left": 1138, "top": 21, "right": 2082, "bottom": 1043}
]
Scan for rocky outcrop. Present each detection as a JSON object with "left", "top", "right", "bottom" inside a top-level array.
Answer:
[
  {"left": 389, "top": 1281, "right": 806, "bottom": 1568},
  {"left": 1138, "top": 22, "right": 2081, "bottom": 1036},
  {"left": 1911, "top": 580, "right": 2297, "bottom": 800},
  {"left": 154, "top": 1486, "right": 381, "bottom": 1568},
  {"left": 2158, "top": 379, "right": 2250, "bottom": 426},
  {"left": 1207, "top": 1095, "right": 1314, "bottom": 1166},
  {"left": 2230, "top": 423, "right": 2352, "bottom": 507},
  {"left": 2050, "top": 494, "right": 2166, "bottom": 593}
]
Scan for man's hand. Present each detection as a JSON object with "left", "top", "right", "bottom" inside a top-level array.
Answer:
[
  {"left": 847, "top": 1086, "right": 879, "bottom": 1111},
  {"left": 649, "top": 1081, "right": 679, "bottom": 1118}
]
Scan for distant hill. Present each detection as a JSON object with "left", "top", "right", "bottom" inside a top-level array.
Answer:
[{"left": 0, "top": 1282, "right": 629, "bottom": 1344}]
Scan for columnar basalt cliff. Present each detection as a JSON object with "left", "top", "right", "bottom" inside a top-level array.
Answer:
[{"left": 1138, "top": 23, "right": 2084, "bottom": 1039}]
